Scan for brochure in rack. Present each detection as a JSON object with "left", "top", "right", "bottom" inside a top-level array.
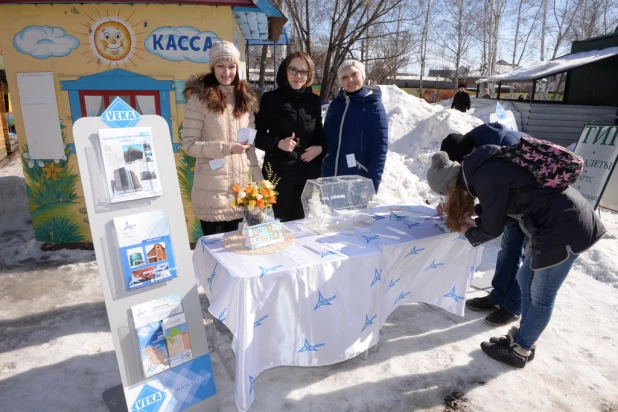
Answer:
[
  {"left": 132, "top": 294, "right": 193, "bottom": 378},
  {"left": 98, "top": 126, "right": 163, "bottom": 203},
  {"left": 113, "top": 209, "right": 177, "bottom": 290}
]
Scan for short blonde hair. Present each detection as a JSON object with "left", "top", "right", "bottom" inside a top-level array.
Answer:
[{"left": 286, "top": 52, "right": 315, "bottom": 88}]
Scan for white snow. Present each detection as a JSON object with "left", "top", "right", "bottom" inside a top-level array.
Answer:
[{"left": 1, "top": 86, "right": 618, "bottom": 411}]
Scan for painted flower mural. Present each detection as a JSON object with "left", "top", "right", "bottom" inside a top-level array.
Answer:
[{"left": 21, "top": 121, "right": 89, "bottom": 245}]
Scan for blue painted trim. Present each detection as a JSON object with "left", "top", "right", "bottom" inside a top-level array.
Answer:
[
  {"left": 233, "top": 6, "right": 260, "bottom": 12},
  {"left": 233, "top": 0, "right": 282, "bottom": 17},
  {"left": 159, "top": 91, "right": 173, "bottom": 139},
  {"left": 68, "top": 90, "right": 83, "bottom": 124},
  {"left": 60, "top": 68, "right": 174, "bottom": 91},
  {"left": 172, "top": 143, "right": 181, "bottom": 153}
]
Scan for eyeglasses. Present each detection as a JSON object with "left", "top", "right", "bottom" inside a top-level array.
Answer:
[{"left": 288, "top": 66, "right": 309, "bottom": 78}]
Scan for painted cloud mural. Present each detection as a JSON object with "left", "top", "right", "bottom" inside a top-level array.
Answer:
[{"left": 14, "top": 26, "right": 80, "bottom": 59}]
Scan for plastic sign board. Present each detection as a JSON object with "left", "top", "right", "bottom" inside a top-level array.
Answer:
[
  {"left": 489, "top": 102, "right": 518, "bottom": 131},
  {"left": 245, "top": 220, "right": 284, "bottom": 249},
  {"left": 102, "top": 97, "right": 142, "bottom": 129},
  {"left": 573, "top": 124, "right": 618, "bottom": 209}
]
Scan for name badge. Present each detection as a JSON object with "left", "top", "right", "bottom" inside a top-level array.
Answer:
[
  {"left": 209, "top": 159, "right": 225, "bottom": 170},
  {"left": 346, "top": 153, "right": 356, "bottom": 168}
]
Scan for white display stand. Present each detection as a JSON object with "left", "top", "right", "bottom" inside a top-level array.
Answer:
[{"left": 73, "top": 114, "right": 219, "bottom": 412}]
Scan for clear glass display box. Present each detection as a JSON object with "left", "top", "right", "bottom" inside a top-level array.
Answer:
[{"left": 300, "top": 175, "right": 376, "bottom": 234}]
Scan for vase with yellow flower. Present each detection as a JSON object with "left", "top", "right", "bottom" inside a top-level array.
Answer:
[{"left": 229, "top": 164, "right": 280, "bottom": 228}]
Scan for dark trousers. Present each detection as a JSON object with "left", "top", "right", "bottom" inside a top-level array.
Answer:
[
  {"left": 200, "top": 218, "right": 242, "bottom": 236},
  {"left": 272, "top": 179, "right": 306, "bottom": 222}
]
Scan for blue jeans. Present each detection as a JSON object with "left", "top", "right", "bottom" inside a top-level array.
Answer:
[
  {"left": 488, "top": 223, "right": 526, "bottom": 315},
  {"left": 515, "top": 252, "right": 578, "bottom": 350}
]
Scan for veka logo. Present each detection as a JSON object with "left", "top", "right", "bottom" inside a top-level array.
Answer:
[
  {"left": 321, "top": 250, "right": 337, "bottom": 258},
  {"left": 314, "top": 291, "right": 337, "bottom": 310},
  {"left": 131, "top": 384, "right": 166, "bottom": 412},
  {"left": 361, "top": 314, "right": 377, "bottom": 333},
  {"left": 370, "top": 268, "right": 382, "bottom": 287},
  {"left": 405, "top": 245, "right": 425, "bottom": 257},
  {"left": 253, "top": 315, "right": 268, "bottom": 328},
  {"left": 385, "top": 278, "right": 400, "bottom": 294},
  {"left": 201, "top": 238, "right": 221, "bottom": 251},
  {"left": 207, "top": 263, "right": 217, "bottom": 292},
  {"left": 424, "top": 260, "right": 444, "bottom": 271},
  {"left": 259, "top": 265, "right": 282, "bottom": 277},
  {"left": 123, "top": 221, "right": 136, "bottom": 231},
  {"left": 249, "top": 375, "right": 255, "bottom": 395},
  {"left": 394, "top": 291, "right": 411, "bottom": 305},
  {"left": 362, "top": 235, "right": 380, "bottom": 244},
  {"left": 443, "top": 286, "right": 465, "bottom": 302},
  {"left": 101, "top": 97, "right": 141, "bottom": 129},
  {"left": 218, "top": 308, "right": 227, "bottom": 322},
  {"left": 298, "top": 338, "right": 325, "bottom": 352}
]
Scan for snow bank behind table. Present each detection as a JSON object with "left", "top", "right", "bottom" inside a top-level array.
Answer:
[{"left": 375, "top": 86, "right": 482, "bottom": 206}]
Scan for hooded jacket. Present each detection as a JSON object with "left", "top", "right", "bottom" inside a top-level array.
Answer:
[
  {"left": 321, "top": 86, "right": 389, "bottom": 191},
  {"left": 461, "top": 145, "right": 606, "bottom": 270},
  {"left": 254, "top": 58, "right": 326, "bottom": 184},
  {"left": 182, "top": 75, "right": 262, "bottom": 222},
  {"left": 464, "top": 122, "right": 527, "bottom": 148}
]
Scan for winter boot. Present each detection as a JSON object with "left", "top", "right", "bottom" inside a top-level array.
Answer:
[
  {"left": 480, "top": 340, "right": 530, "bottom": 368},
  {"left": 465, "top": 296, "right": 497, "bottom": 311},
  {"left": 485, "top": 307, "right": 519, "bottom": 326},
  {"left": 489, "top": 327, "right": 536, "bottom": 361}
]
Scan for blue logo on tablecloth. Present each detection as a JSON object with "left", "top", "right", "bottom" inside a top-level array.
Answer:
[
  {"left": 101, "top": 97, "right": 141, "bottom": 128},
  {"left": 424, "top": 260, "right": 444, "bottom": 271},
  {"left": 370, "top": 268, "right": 382, "bottom": 287},
  {"left": 321, "top": 250, "right": 337, "bottom": 258},
  {"left": 249, "top": 375, "right": 255, "bottom": 395},
  {"left": 298, "top": 338, "right": 325, "bottom": 352},
  {"left": 390, "top": 212, "right": 407, "bottom": 221},
  {"left": 443, "top": 286, "right": 465, "bottom": 302},
  {"left": 470, "top": 265, "right": 475, "bottom": 274},
  {"left": 385, "top": 278, "right": 400, "bottom": 294},
  {"left": 131, "top": 384, "right": 166, "bottom": 412},
  {"left": 314, "top": 291, "right": 337, "bottom": 310},
  {"left": 394, "top": 291, "right": 411, "bottom": 305},
  {"left": 405, "top": 245, "right": 425, "bottom": 257},
  {"left": 201, "top": 238, "right": 221, "bottom": 251},
  {"left": 361, "top": 314, "right": 377, "bottom": 333},
  {"left": 253, "top": 315, "right": 268, "bottom": 328},
  {"left": 207, "top": 263, "right": 217, "bottom": 292},
  {"left": 372, "top": 213, "right": 387, "bottom": 220},
  {"left": 362, "top": 235, "right": 380, "bottom": 244},
  {"left": 259, "top": 265, "right": 282, "bottom": 277},
  {"left": 218, "top": 308, "right": 227, "bottom": 322},
  {"left": 401, "top": 221, "right": 421, "bottom": 229}
]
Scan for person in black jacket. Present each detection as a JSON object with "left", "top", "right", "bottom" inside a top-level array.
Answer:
[
  {"left": 254, "top": 52, "right": 326, "bottom": 222},
  {"left": 451, "top": 84, "right": 471, "bottom": 112},
  {"left": 427, "top": 149, "right": 606, "bottom": 368}
]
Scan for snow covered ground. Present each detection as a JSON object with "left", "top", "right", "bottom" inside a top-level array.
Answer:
[{"left": 1, "top": 86, "right": 617, "bottom": 412}]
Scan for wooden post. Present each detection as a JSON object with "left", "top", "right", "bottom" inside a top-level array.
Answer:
[
  {"left": 497, "top": 83, "right": 502, "bottom": 99},
  {"left": 476, "top": 83, "right": 480, "bottom": 98},
  {"left": 531, "top": 79, "right": 537, "bottom": 102}
]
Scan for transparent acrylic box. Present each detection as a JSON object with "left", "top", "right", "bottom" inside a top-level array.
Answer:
[{"left": 300, "top": 175, "right": 376, "bottom": 234}]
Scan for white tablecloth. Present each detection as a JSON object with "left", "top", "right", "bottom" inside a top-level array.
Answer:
[{"left": 193, "top": 205, "right": 482, "bottom": 411}]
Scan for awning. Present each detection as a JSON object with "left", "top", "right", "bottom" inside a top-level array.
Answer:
[
  {"left": 477, "top": 46, "right": 618, "bottom": 83},
  {"left": 233, "top": 0, "right": 287, "bottom": 42}
]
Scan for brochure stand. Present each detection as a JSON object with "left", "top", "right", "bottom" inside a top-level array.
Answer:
[{"left": 73, "top": 108, "right": 219, "bottom": 412}]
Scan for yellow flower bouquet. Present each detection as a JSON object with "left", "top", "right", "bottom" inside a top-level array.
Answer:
[{"left": 229, "top": 164, "right": 280, "bottom": 226}]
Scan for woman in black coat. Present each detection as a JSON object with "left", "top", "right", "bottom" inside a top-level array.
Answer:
[
  {"left": 254, "top": 52, "right": 326, "bottom": 222},
  {"left": 427, "top": 146, "right": 606, "bottom": 368}
]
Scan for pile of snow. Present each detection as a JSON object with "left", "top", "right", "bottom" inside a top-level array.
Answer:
[{"left": 376, "top": 86, "right": 482, "bottom": 206}]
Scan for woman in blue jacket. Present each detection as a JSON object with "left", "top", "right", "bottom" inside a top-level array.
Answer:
[{"left": 322, "top": 60, "right": 389, "bottom": 192}]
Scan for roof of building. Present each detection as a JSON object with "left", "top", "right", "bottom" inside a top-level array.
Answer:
[{"left": 478, "top": 46, "right": 618, "bottom": 83}]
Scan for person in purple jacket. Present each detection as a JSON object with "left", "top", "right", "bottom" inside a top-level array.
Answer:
[{"left": 439, "top": 123, "right": 529, "bottom": 326}]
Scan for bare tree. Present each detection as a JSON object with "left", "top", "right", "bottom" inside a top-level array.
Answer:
[
  {"left": 572, "top": 0, "right": 618, "bottom": 40},
  {"left": 417, "top": 0, "right": 434, "bottom": 96},
  {"left": 318, "top": 0, "right": 405, "bottom": 103},
  {"left": 284, "top": 0, "right": 323, "bottom": 54},
  {"left": 435, "top": 0, "right": 479, "bottom": 86},
  {"left": 510, "top": 0, "right": 541, "bottom": 66}
]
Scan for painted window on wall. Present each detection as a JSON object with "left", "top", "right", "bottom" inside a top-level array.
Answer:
[{"left": 79, "top": 90, "right": 160, "bottom": 117}]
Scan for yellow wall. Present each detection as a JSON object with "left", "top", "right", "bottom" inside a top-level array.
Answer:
[{"left": 0, "top": 3, "right": 247, "bottom": 244}]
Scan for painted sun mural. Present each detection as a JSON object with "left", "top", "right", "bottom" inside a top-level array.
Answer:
[{"left": 75, "top": 10, "right": 147, "bottom": 68}]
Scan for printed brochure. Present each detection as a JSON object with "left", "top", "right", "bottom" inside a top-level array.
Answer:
[
  {"left": 132, "top": 294, "right": 193, "bottom": 378},
  {"left": 113, "top": 209, "right": 177, "bottom": 290},
  {"left": 98, "top": 126, "right": 163, "bottom": 203}
]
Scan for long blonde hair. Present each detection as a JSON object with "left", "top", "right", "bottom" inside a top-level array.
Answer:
[{"left": 445, "top": 179, "right": 475, "bottom": 232}]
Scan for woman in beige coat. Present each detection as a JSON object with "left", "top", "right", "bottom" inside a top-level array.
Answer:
[{"left": 182, "top": 41, "right": 262, "bottom": 236}]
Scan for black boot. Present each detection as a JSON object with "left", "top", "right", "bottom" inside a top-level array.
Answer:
[
  {"left": 480, "top": 340, "right": 530, "bottom": 368},
  {"left": 465, "top": 296, "right": 497, "bottom": 311},
  {"left": 485, "top": 307, "right": 518, "bottom": 326},
  {"left": 489, "top": 327, "right": 536, "bottom": 361}
]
